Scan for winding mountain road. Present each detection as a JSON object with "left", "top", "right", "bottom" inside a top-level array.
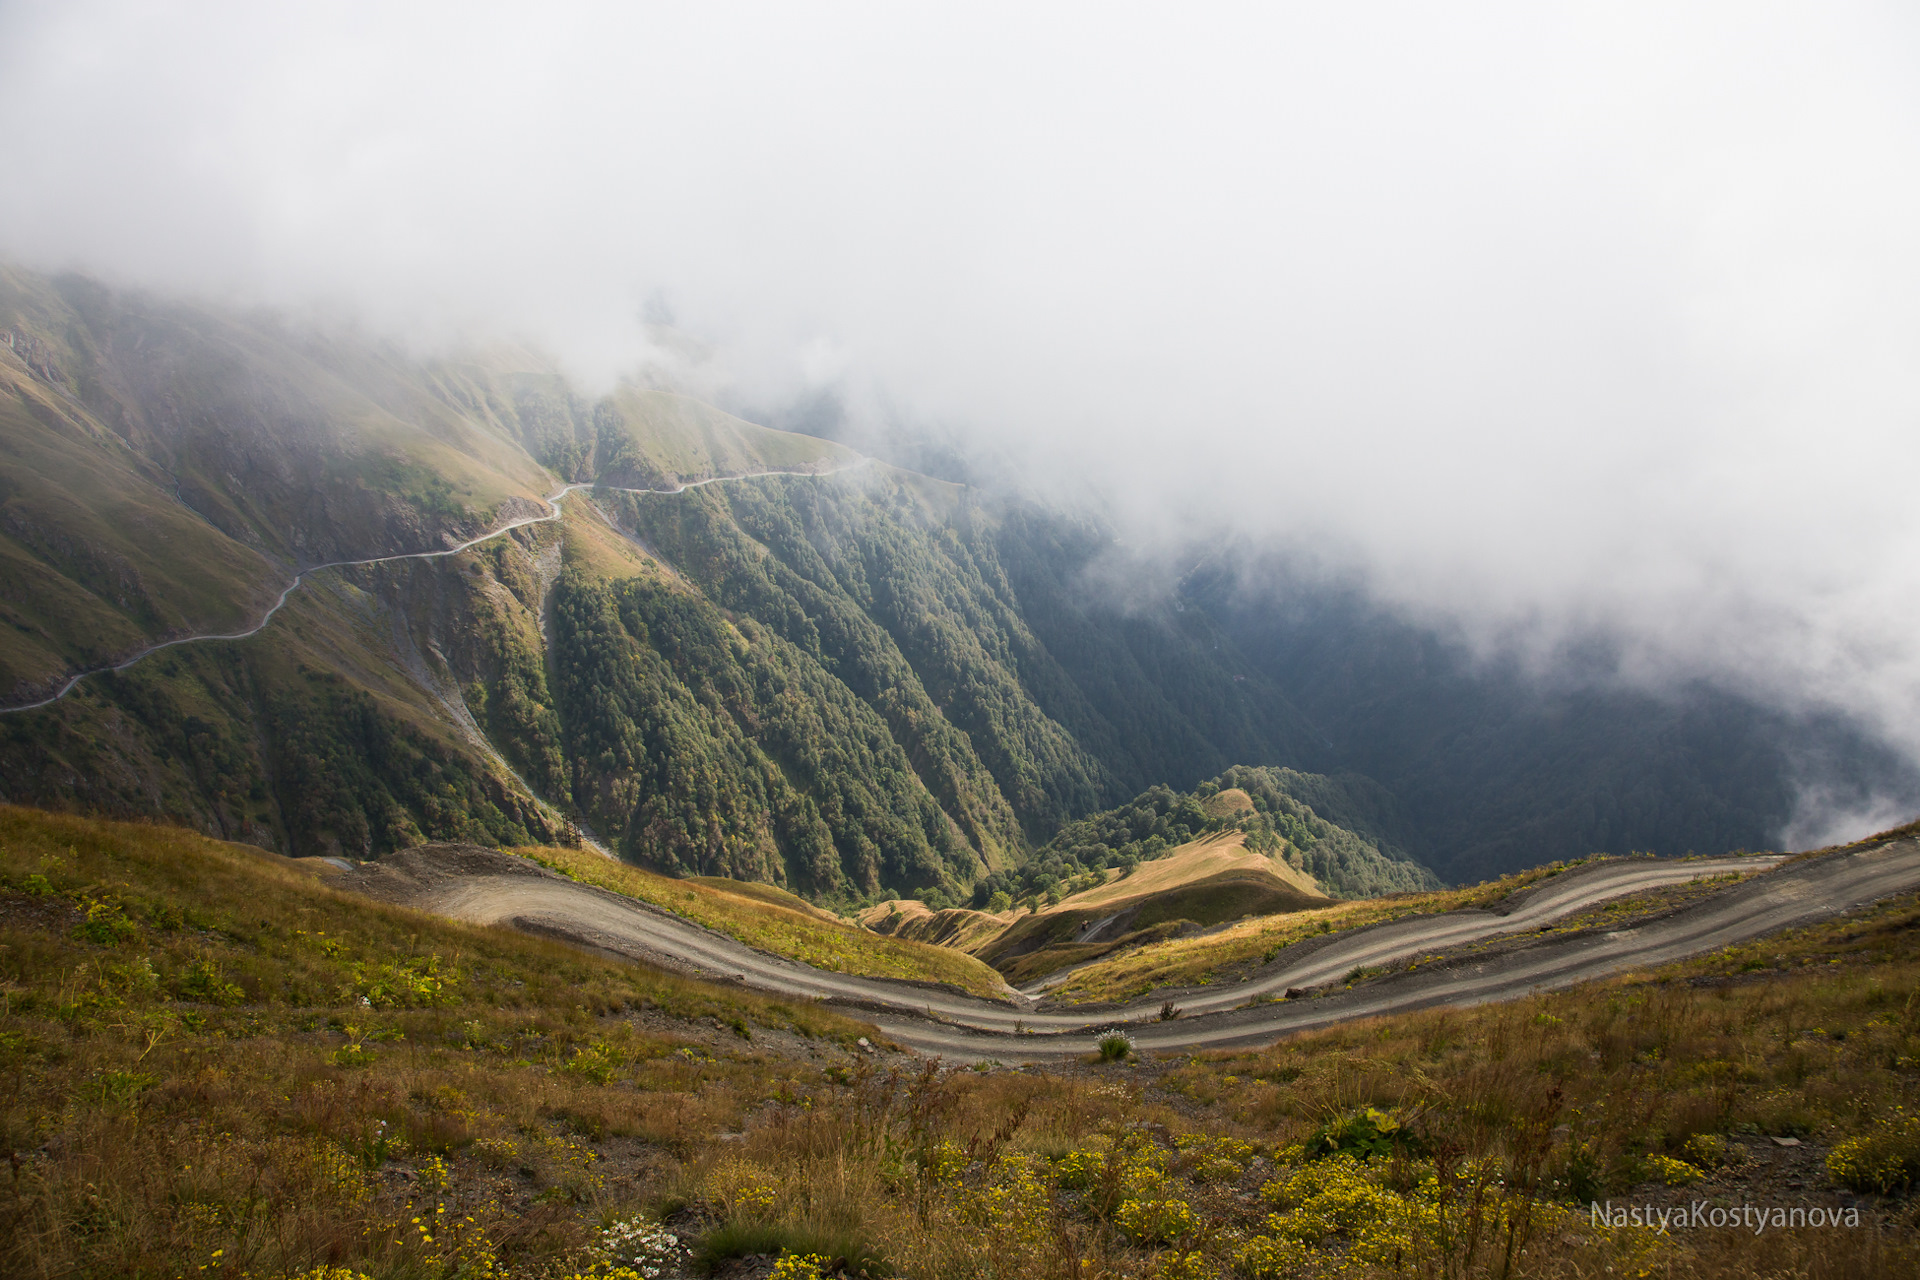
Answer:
[
  {"left": 338, "top": 837, "right": 1920, "bottom": 1061},
  {"left": 1, "top": 462, "right": 868, "bottom": 715}
]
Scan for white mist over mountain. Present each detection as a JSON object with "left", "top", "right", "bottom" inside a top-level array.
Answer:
[{"left": 3, "top": 2, "right": 1918, "bottom": 842}]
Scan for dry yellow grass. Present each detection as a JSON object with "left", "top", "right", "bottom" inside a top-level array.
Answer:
[
  {"left": 856, "top": 833, "right": 1330, "bottom": 984},
  {"left": 5, "top": 802, "right": 1916, "bottom": 1280},
  {"left": 515, "top": 844, "right": 1013, "bottom": 999},
  {"left": 1049, "top": 830, "right": 1325, "bottom": 913},
  {"left": 857, "top": 899, "right": 1018, "bottom": 953},
  {"left": 1200, "top": 787, "right": 1255, "bottom": 820},
  {"left": 1049, "top": 856, "right": 1614, "bottom": 1003}
]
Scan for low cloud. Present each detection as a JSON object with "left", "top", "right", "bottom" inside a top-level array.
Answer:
[{"left": 4, "top": 2, "right": 1919, "bottom": 830}]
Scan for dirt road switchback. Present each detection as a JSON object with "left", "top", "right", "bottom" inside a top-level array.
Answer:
[{"left": 331, "top": 838, "right": 1920, "bottom": 1062}]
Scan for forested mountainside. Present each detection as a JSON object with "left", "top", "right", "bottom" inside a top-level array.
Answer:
[
  {"left": 976, "top": 765, "right": 1437, "bottom": 906},
  {"left": 5, "top": 264, "right": 1891, "bottom": 901},
  {"left": 1195, "top": 571, "right": 1920, "bottom": 884},
  {"left": 0, "top": 267, "right": 1418, "bottom": 905}
]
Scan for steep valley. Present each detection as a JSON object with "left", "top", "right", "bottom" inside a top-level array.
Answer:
[
  {"left": 0, "top": 267, "right": 1398, "bottom": 909},
  {"left": 2, "top": 261, "right": 1914, "bottom": 915},
  {"left": 6, "top": 266, "right": 1920, "bottom": 1280}
]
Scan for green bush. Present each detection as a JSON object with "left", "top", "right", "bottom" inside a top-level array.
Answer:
[
  {"left": 1304, "top": 1107, "right": 1424, "bottom": 1162},
  {"left": 75, "top": 897, "right": 138, "bottom": 946},
  {"left": 348, "top": 955, "right": 456, "bottom": 1008},
  {"left": 175, "top": 957, "right": 245, "bottom": 1006}
]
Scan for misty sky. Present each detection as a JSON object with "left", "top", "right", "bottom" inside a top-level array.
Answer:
[{"left": 4, "top": 2, "right": 1920, "bottom": 820}]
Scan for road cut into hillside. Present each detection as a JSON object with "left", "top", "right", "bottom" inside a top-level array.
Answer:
[
  {"left": 1, "top": 461, "right": 869, "bottom": 716},
  {"left": 335, "top": 837, "right": 1920, "bottom": 1062}
]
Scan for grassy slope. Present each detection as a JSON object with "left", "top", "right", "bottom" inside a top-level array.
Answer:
[
  {"left": 0, "top": 361, "right": 281, "bottom": 697},
  {"left": 858, "top": 899, "right": 1017, "bottom": 953},
  {"left": 1053, "top": 831, "right": 1327, "bottom": 911},
  {"left": 7, "top": 804, "right": 1918, "bottom": 1280},
  {"left": 1014, "top": 767, "right": 1436, "bottom": 914},
  {"left": 516, "top": 844, "right": 1013, "bottom": 999},
  {"left": 559, "top": 491, "right": 669, "bottom": 582},
  {"left": 0, "top": 805, "right": 873, "bottom": 1280},
  {"left": 596, "top": 387, "right": 858, "bottom": 487},
  {"left": 936, "top": 832, "right": 1332, "bottom": 984},
  {"left": 0, "top": 549, "right": 568, "bottom": 856},
  {"left": 854, "top": 833, "right": 1335, "bottom": 986},
  {"left": 683, "top": 875, "right": 844, "bottom": 921},
  {"left": 1047, "top": 853, "right": 1636, "bottom": 1003}
]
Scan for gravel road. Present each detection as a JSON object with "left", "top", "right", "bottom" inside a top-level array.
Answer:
[
  {"left": 1, "top": 462, "right": 867, "bottom": 715},
  {"left": 334, "top": 836, "right": 1920, "bottom": 1060}
]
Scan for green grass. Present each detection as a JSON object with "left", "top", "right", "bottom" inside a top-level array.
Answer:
[
  {"left": 595, "top": 386, "right": 857, "bottom": 488},
  {"left": 684, "top": 874, "right": 842, "bottom": 919},
  {"left": 518, "top": 844, "right": 1013, "bottom": 999},
  {"left": 0, "top": 373, "right": 283, "bottom": 694}
]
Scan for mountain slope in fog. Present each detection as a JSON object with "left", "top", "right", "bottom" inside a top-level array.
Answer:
[{"left": 0, "top": 268, "right": 1378, "bottom": 902}]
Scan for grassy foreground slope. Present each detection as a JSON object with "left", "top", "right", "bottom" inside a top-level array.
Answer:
[
  {"left": 0, "top": 805, "right": 872, "bottom": 1280},
  {"left": 8, "top": 804, "right": 1920, "bottom": 1279}
]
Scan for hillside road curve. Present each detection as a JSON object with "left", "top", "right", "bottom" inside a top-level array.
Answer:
[{"left": 332, "top": 837, "right": 1920, "bottom": 1059}]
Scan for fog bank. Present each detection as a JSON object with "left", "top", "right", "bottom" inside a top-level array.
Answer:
[{"left": 4, "top": 2, "right": 1918, "bottom": 840}]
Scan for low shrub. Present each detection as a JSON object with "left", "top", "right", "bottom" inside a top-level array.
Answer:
[
  {"left": 1303, "top": 1106, "right": 1423, "bottom": 1162},
  {"left": 1115, "top": 1195, "right": 1199, "bottom": 1244},
  {"left": 1828, "top": 1113, "right": 1920, "bottom": 1193},
  {"left": 1645, "top": 1154, "right": 1704, "bottom": 1185}
]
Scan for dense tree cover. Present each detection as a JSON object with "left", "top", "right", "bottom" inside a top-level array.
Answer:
[
  {"left": 700, "top": 479, "right": 1116, "bottom": 829},
  {"left": 601, "top": 481, "right": 1037, "bottom": 862},
  {"left": 968, "top": 766, "right": 1438, "bottom": 907},
  {"left": 546, "top": 568, "right": 979, "bottom": 896},
  {"left": 1216, "top": 765, "right": 1440, "bottom": 898},
  {"left": 604, "top": 474, "right": 1337, "bottom": 838},
  {"left": 257, "top": 668, "right": 556, "bottom": 859},
  {"left": 570, "top": 473, "right": 1451, "bottom": 902},
  {"left": 0, "top": 642, "right": 560, "bottom": 860},
  {"left": 0, "top": 460, "right": 1450, "bottom": 904},
  {"left": 1200, "top": 577, "right": 1920, "bottom": 882},
  {"left": 449, "top": 539, "right": 572, "bottom": 805}
]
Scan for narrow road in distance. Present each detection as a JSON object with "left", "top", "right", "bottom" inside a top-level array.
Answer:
[{"left": 1, "top": 462, "right": 868, "bottom": 716}]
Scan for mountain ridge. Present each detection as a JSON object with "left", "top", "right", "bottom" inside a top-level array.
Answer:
[
  {"left": 7, "top": 263, "right": 1902, "bottom": 905},
  {"left": 0, "top": 267, "right": 1399, "bottom": 906}
]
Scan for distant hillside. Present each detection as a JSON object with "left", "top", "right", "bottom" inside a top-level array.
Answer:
[
  {"left": 0, "top": 267, "right": 1376, "bottom": 906},
  {"left": 863, "top": 825, "right": 1337, "bottom": 986},
  {"left": 1199, "top": 573, "right": 1920, "bottom": 882},
  {"left": 972, "top": 766, "right": 1439, "bottom": 908},
  {"left": 17, "top": 263, "right": 1878, "bottom": 903}
]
